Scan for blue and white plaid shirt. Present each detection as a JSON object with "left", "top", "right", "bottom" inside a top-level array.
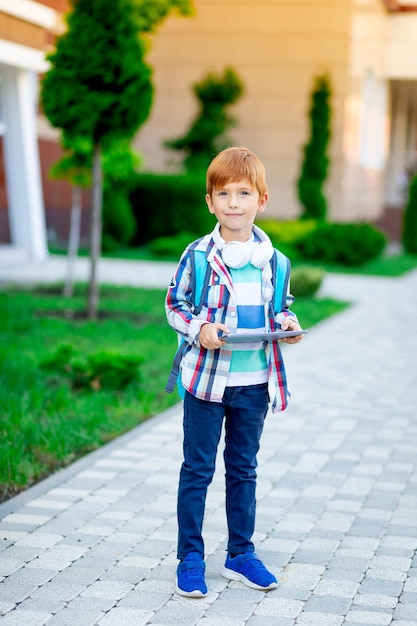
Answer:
[{"left": 165, "top": 226, "right": 298, "bottom": 412}]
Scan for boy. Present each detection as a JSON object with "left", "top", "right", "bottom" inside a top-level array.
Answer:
[{"left": 165, "top": 147, "right": 303, "bottom": 597}]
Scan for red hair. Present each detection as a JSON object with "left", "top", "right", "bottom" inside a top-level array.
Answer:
[{"left": 206, "top": 147, "right": 268, "bottom": 198}]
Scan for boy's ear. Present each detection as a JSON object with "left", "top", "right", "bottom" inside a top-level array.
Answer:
[
  {"left": 206, "top": 193, "right": 215, "bottom": 214},
  {"left": 257, "top": 192, "right": 269, "bottom": 213}
]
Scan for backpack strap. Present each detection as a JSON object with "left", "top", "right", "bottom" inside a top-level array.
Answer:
[
  {"left": 189, "top": 249, "right": 212, "bottom": 315},
  {"left": 270, "top": 249, "right": 291, "bottom": 314}
]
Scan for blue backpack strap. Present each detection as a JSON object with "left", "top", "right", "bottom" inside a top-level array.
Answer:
[
  {"left": 165, "top": 248, "right": 212, "bottom": 395},
  {"left": 271, "top": 249, "right": 291, "bottom": 313},
  {"left": 189, "top": 249, "right": 212, "bottom": 315},
  {"left": 165, "top": 339, "right": 189, "bottom": 394}
]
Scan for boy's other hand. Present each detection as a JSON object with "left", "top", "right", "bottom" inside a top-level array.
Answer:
[
  {"left": 280, "top": 317, "right": 304, "bottom": 344},
  {"left": 199, "top": 323, "right": 230, "bottom": 350}
]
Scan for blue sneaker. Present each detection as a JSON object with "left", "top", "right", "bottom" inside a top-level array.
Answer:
[
  {"left": 176, "top": 552, "right": 208, "bottom": 597},
  {"left": 222, "top": 552, "right": 278, "bottom": 591}
]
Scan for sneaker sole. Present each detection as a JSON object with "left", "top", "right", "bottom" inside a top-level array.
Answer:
[
  {"left": 222, "top": 566, "right": 278, "bottom": 591},
  {"left": 175, "top": 578, "right": 207, "bottom": 598}
]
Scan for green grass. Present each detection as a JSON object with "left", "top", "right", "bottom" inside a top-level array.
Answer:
[{"left": 0, "top": 284, "right": 348, "bottom": 503}]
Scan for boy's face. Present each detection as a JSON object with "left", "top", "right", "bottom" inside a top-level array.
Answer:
[{"left": 206, "top": 178, "right": 268, "bottom": 243}]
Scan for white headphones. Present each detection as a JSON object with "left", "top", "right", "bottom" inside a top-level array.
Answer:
[{"left": 213, "top": 223, "right": 274, "bottom": 269}]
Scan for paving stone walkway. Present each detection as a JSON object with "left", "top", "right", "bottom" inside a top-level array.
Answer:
[{"left": 1, "top": 256, "right": 417, "bottom": 626}]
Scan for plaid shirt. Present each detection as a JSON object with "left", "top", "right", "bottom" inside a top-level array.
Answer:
[{"left": 165, "top": 227, "right": 298, "bottom": 412}]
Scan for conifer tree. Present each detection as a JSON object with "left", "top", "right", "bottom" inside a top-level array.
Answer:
[
  {"left": 297, "top": 73, "right": 332, "bottom": 220},
  {"left": 41, "top": 0, "right": 153, "bottom": 318}
]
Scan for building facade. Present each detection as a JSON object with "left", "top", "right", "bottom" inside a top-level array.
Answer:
[
  {"left": 0, "top": 0, "right": 69, "bottom": 259},
  {"left": 1, "top": 0, "right": 417, "bottom": 258}
]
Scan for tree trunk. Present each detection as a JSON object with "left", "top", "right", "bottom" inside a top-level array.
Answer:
[
  {"left": 63, "top": 185, "right": 82, "bottom": 297},
  {"left": 87, "top": 143, "right": 102, "bottom": 319}
]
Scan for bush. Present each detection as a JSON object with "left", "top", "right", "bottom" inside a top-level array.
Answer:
[
  {"left": 40, "top": 345, "right": 142, "bottom": 391},
  {"left": 295, "top": 222, "right": 387, "bottom": 267},
  {"left": 290, "top": 266, "right": 324, "bottom": 298},
  {"left": 150, "top": 232, "right": 197, "bottom": 258},
  {"left": 402, "top": 174, "right": 417, "bottom": 254},
  {"left": 130, "top": 172, "right": 214, "bottom": 244},
  {"left": 260, "top": 220, "right": 318, "bottom": 246}
]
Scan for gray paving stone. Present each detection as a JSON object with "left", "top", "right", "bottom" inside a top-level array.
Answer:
[
  {"left": 118, "top": 589, "right": 171, "bottom": 610},
  {"left": 297, "top": 615, "right": 344, "bottom": 626},
  {"left": 99, "top": 565, "right": 148, "bottom": 584},
  {"left": 81, "top": 580, "right": 133, "bottom": 600},
  {"left": 0, "top": 581, "right": 38, "bottom": 602},
  {"left": 5, "top": 567, "right": 56, "bottom": 586},
  {"left": 291, "top": 551, "right": 334, "bottom": 566},
  {"left": 16, "top": 597, "right": 67, "bottom": 613},
  {"left": 148, "top": 601, "right": 204, "bottom": 624},
  {"left": 253, "top": 596, "right": 304, "bottom": 619},
  {"left": 0, "top": 609, "right": 52, "bottom": 625},
  {"left": 303, "top": 595, "right": 352, "bottom": 615},
  {"left": 97, "top": 607, "right": 155, "bottom": 626},
  {"left": 30, "top": 581, "right": 87, "bottom": 601},
  {"left": 359, "top": 578, "right": 404, "bottom": 597},
  {"left": 67, "top": 596, "right": 117, "bottom": 611},
  {"left": 344, "top": 609, "right": 393, "bottom": 624},
  {"left": 393, "top": 602, "right": 417, "bottom": 620},
  {"left": 45, "top": 607, "right": 106, "bottom": 625},
  {"left": 48, "top": 566, "right": 105, "bottom": 586},
  {"left": 205, "top": 597, "right": 257, "bottom": 620}
]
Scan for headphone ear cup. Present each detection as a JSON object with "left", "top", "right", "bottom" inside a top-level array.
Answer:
[
  {"left": 222, "top": 241, "right": 250, "bottom": 269},
  {"left": 251, "top": 241, "right": 274, "bottom": 269}
]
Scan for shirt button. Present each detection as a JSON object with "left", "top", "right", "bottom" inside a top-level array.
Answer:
[{"left": 230, "top": 311, "right": 236, "bottom": 317}]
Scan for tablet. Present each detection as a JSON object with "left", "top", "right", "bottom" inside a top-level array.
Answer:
[{"left": 219, "top": 330, "right": 308, "bottom": 343}]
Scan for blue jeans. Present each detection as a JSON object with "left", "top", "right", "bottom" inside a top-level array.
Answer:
[{"left": 177, "top": 383, "right": 269, "bottom": 560}]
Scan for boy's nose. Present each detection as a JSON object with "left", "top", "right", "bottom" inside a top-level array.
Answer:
[{"left": 229, "top": 195, "right": 239, "bottom": 207}]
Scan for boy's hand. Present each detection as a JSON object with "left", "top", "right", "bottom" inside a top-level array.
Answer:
[
  {"left": 280, "top": 317, "right": 304, "bottom": 344},
  {"left": 199, "top": 323, "right": 230, "bottom": 350}
]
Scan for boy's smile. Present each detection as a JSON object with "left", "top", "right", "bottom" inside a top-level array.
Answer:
[{"left": 206, "top": 179, "right": 268, "bottom": 243}]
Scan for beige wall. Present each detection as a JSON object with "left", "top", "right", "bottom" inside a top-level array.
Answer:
[
  {"left": 387, "top": 14, "right": 417, "bottom": 78},
  {"left": 136, "top": 0, "right": 353, "bottom": 221},
  {"left": 335, "top": 0, "right": 389, "bottom": 221}
]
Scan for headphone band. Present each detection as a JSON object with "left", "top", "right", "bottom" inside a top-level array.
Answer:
[{"left": 212, "top": 223, "right": 274, "bottom": 269}]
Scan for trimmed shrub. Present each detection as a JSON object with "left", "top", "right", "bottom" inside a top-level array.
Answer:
[
  {"left": 40, "top": 345, "right": 142, "bottom": 391},
  {"left": 260, "top": 220, "right": 318, "bottom": 246},
  {"left": 150, "top": 232, "right": 198, "bottom": 258},
  {"left": 130, "top": 172, "right": 215, "bottom": 244},
  {"left": 165, "top": 67, "right": 244, "bottom": 172},
  {"left": 290, "top": 266, "right": 324, "bottom": 298},
  {"left": 295, "top": 222, "right": 387, "bottom": 267},
  {"left": 402, "top": 174, "right": 417, "bottom": 254},
  {"left": 297, "top": 73, "right": 332, "bottom": 220}
]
